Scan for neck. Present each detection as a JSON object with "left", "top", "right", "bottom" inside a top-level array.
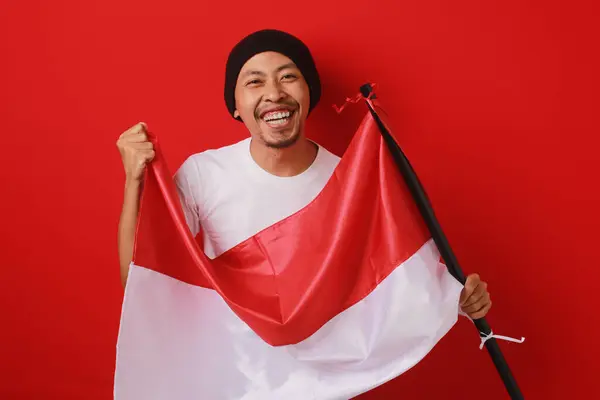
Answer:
[{"left": 249, "top": 136, "right": 318, "bottom": 177}]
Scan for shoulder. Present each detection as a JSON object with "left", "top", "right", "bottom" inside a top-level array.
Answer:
[
  {"left": 174, "top": 138, "right": 251, "bottom": 220},
  {"left": 316, "top": 143, "right": 340, "bottom": 162},
  {"left": 175, "top": 138, "right": 249, "bottom": 179},
  {"left": 174, "top": 137, "right": 250, "bottom": 203},
  {"left": 181, "top": 138, "right": 249, "bottom": 169},
  {"left": 313, "top": 141, "right": 341, "bottom": 171}
]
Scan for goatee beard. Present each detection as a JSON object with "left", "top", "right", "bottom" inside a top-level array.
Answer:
[{"left": 262, "top": 132, "right": 301, "bottom": 149}]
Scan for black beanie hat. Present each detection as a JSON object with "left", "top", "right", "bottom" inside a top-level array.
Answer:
[{"left": 224, "top": 29, "right": 321, "bottom": 121}]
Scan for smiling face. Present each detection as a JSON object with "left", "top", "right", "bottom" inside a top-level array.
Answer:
[{"left": 233, "top": 51, "right": 310, "bottom": 149}]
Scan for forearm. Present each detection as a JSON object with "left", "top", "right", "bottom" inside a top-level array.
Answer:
[{"left": 118, "top": 180, "right": 142, "bottom": 287}]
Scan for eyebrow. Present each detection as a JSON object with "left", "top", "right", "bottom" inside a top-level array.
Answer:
[{"left": 241, "top": 62, "right": 298, "bottom": 78}]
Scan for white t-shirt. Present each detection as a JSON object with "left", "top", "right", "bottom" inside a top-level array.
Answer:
[{"left": 174, "top": 138, "right": 340, "bottom": 259}]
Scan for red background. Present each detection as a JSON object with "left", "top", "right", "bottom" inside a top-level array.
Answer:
[{"left": 1, "top": 0, "right": 598, "bottom": 399}]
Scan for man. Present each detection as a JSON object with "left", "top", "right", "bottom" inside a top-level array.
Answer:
[
  {"left": 117, "top": 29, "right": 491, "bottom": 320},
  {"left": 116, "top": 29, "right": 492, "bottom": 384}
]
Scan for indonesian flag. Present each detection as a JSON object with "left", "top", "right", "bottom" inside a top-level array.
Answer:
[{"left": 114, "top": 104, "right": 464, "bottom": 399}]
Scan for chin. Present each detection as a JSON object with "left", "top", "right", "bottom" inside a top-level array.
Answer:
[
  {"left": 262, "top": 131, "right": 301, "bottom": 149},
  {"left": 256, "top": 119, "right": 302, "bottom": 148}
]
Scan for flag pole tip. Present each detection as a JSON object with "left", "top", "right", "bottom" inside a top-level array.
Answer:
[
  {"left": 359, "top": 83, "right": 376, "bottom": 99},
  {"left": 359, "top": 83, "right": 372, "bottom": 97}
]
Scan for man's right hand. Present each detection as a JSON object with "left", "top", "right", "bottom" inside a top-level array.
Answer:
[{"left": 116, "top": 122, "right": 155, "bottom": 185}]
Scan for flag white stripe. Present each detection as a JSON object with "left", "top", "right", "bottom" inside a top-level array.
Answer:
[{"left": 115, "top": 239, "right": 463, "bottom": 400}]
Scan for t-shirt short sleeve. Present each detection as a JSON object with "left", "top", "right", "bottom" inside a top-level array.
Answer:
[{"left": 173, "top": 156, "right": 203, "bottom": 237}]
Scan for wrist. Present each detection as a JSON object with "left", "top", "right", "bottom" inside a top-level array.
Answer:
[{"left": 124, "top": 178, "right": 143, "bottom": 192}]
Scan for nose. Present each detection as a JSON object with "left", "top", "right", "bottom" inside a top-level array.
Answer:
[{"left": 263, "top": 79, "right": 286, "bottom": 102}]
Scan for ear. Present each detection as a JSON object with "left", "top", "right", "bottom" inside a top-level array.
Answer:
[{"left": 233, "top": 110, "right": 240, "bottom": 118}]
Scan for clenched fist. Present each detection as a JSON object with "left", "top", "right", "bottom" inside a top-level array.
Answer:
[{"left": 116, "top": 122, "right": 155, "bottom": 184}]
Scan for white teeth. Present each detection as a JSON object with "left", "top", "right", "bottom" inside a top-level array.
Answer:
[{"left": 264, "top": 110, "right": 291, "bottom": 121}]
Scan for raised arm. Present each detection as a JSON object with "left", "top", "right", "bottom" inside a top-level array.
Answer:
[{"left": 116, "top": 122, "right": 155, "bottom": 287}]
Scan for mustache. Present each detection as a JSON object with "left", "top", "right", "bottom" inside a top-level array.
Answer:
[{"left": 254, "top": 100, "right": 299, "bottom": 119}]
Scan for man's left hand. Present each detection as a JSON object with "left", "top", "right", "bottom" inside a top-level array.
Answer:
[{"left": 460, "top": 273, "right": 492, "bottom": 319}]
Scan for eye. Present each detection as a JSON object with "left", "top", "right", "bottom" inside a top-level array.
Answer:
[
  {"left": 245, "top": 79, "right": 262, "bottom": 87},
  {"left": 281, "top": 73, "right": 298, "bottom": 81}
]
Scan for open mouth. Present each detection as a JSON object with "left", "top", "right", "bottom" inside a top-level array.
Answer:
[{"left": 261, "top": 109, "right": 295, "bottom": 128}]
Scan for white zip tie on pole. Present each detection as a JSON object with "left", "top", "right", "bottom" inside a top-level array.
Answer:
[
  {"left": 459, "top": 309, "right": 525, "bottom": 350},
  {"left": 479, "top": 331, "right": 525, "bottom": 350}
]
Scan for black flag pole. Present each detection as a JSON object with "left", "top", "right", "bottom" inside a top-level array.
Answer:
[{"left": 359, "top": 83, "right": 523, "bottom": 399}]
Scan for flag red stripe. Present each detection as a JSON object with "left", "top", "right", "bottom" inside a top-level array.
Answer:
[{"left": 133, "top": 105, "right": 432, "bottom": 346}]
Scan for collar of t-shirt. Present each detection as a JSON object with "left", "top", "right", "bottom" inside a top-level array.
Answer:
[{"left": 241, "top": 138, "right": 326, "bottom": 185}]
